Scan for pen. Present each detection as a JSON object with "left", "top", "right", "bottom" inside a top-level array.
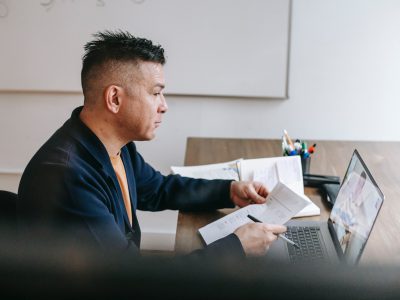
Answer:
[
  {"left": 283, "top": 129, "right": 295, "bottom": 151},
  {"left": 247, "top": 214, "right": 300, "bottom": 249},
  {"left": 303, "top": 173, "right": 340, "bottom": 180},
  {"left": 308, "top": 143, "right": 317, "bottom": 154},
  {"left": 282, "top": 140, "right": 289, "bottom": 156}
]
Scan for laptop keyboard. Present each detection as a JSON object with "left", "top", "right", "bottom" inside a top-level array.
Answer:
[{"left": 285, "top": 226, "right": 325, "bottom": 263}]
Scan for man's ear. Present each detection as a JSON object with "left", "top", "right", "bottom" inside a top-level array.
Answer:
[{"left": 104, "top": 85, "right": 123, "bottom": 114}]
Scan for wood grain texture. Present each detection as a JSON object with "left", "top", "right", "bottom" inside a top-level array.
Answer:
[{"left": 176, "top": 137, "right": 400, "bottom": 266}]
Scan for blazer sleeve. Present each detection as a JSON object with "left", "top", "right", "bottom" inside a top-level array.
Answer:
[
  {"left": 129, "top": 143, "right": 235, "bottom": 212},
  {"left": 189, "top": 233, "right": 245, "bottom": 258}
]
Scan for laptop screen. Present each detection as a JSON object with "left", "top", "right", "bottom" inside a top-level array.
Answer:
[{"left": 330, "top": 150, "right": 384, "bottom": 264}]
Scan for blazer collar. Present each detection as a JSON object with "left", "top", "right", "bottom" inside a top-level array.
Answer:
[{"left": 66, "top": 106, "right": 113, "bottom": 174}]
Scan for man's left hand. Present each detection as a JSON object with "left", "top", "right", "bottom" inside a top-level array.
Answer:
[{"left": 230, "top": 181, "right": 268, "bottom": 207}]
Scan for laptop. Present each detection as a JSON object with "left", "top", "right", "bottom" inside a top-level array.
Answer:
[{"left": 267, "top": 150, "right": 384, "bottom": 264}]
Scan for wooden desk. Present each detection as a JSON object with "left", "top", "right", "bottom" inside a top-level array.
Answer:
[{"left": 175, "top": 137, "right": 400, "bottom": 265}]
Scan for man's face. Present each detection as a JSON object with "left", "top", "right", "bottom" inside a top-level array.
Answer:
[{"left": 119, "top": 61, "right": 167, "bottom": 141}]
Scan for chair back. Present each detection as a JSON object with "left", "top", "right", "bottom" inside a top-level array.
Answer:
[{"left": 0, "top": 190, "right": 17, "bottom": 229}]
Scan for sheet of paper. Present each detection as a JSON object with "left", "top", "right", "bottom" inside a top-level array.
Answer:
[
  {"left": 257, "top": 182, "right": 310, "bottom": 224},
  {"left": 241, "top": 156, "right": 319, "bottom": 217},
  {"left": 199, "top": 203, "right": 265, "bottom": 245},
  {"left": 171, "top": 159, "right": 242, "bottom": 180},
  {"left": 199, "top": 182, "right": 309, "bottom": 245}
]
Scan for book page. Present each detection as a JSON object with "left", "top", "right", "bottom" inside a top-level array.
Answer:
[
  {"left": 276, "top": 158, "right": 304, "bottom": 194},
  {"left": 171, "top": 159, "right": 242, "bottom": 180},
  {"left": 199, "top": 182, "right": 309, "bottom": 245},
  {"left": 240, "top": 156, "right": 303, "bottom": 193},
  {"left": 253, "top": 163, "right": 279, "bottom": 191},
  {"left": 238, "top": 157, "right": 278, "bottom": 183}
]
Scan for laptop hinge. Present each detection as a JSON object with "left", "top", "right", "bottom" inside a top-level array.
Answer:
[{"left": 328, "top": 219, "right": 345, "bottom": 261}]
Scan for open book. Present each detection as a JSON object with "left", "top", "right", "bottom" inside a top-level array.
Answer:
[{"left": 171, "top": 156, "right": 320, "bottom": 218}]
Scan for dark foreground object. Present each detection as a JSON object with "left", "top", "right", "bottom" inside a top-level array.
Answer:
[{"left": 1, "top": 231, "right": 400, "bottom": 300}]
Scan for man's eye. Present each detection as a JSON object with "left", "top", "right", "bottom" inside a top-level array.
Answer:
[{"left": 154, "top": 93, "right": 160, "bottom": 96}]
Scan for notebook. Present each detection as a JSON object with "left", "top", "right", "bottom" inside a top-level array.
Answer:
[{"left": 267, "top": 150, "right": 384, "bottom": 265}]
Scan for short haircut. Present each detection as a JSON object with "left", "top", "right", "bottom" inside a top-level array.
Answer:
[{"left": 81, "top": 30, "right": 165, "bottom": 96}]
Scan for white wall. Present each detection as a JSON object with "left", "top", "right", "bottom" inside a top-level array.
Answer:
[
  {"left": 139, "top": 0, "right": 400, "bottom": 172},
  {"left": 1, "top": 0, "right": 400, "bottom": 249}
]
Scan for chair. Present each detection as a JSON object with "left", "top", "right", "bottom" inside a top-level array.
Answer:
[{"left": 0, "top": 190, "right": 17, "bottom": 230}]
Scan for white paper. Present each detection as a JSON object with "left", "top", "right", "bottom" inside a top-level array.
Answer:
[
  {"left": 171, "top": 159, "right": 242, "bottom": 180},
  {"left": 257, "top": 182, "right": 311, "bottom": 224},
  {"left": 199, "top": 203, "right": 265, "bottom": 245},
  {"left": 276, "top": 158, "right": 304, "bottom": 193},
  {"left": 240, "top": 156, "right": 303, "bottom": 193},
  {"left": 253, "top": 163, "right": 279, "bottom": 191},
  {"left": 240, "top": 156, "right": 319, "bottom": 217},
  {"left": 199, "top": 182, "right": 310, "bottom": 245}
]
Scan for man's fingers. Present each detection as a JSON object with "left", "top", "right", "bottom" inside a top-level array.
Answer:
[
  {"left": 254, "top": 182, "right": 269, "bottom": 198},
  {"left": 262, "top": 223, "right": 287, "bottom": 234},
  {"left": 246, "top": 185, "right": 267, "bottom": 204},
  {"left": 249, "top": 194, "right": 266, "bottom": 204},
  {"left": 231, "top": 181, "right": 270, "bottom": 207}
]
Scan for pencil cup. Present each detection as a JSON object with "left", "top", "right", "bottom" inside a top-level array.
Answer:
[{"left": 301, "top": 156, "right": 311, "bottom": 175}]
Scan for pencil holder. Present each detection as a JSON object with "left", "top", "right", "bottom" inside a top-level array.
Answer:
[{"left": 301, "top": 156, "right": 311, "bottom": 175}]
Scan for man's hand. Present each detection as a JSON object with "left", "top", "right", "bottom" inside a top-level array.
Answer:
[
  {"left": 234, "top": 223, "right": 287, "bottom": 256},
  {"left": 230, "top": 181, "right": 268, "bottom": 207}
]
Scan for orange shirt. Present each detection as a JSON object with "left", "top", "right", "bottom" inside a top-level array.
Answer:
[{"left": 110, "top": 153, "right": 132, "bottom": 226}]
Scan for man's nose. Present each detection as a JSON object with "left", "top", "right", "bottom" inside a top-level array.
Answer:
[{"left": 159, "top": 93, "right": 168, "bottom": 113}]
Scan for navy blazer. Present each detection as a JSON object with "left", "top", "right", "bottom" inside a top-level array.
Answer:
[{"left": 18, "top": 107, "right": 244, "bottom": 257}]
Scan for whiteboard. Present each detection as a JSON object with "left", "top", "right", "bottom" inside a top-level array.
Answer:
[{"left": 0, "top": 0, "right": 291, "bottom": 98}]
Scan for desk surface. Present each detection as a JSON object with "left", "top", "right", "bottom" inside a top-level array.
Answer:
[{"left": 174, "top": 137, "right": 400, "bottom": 265}]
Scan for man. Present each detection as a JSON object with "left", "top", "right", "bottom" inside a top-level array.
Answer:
[{"left": 18, "top": 31, "right": 286, "bottom": 257}]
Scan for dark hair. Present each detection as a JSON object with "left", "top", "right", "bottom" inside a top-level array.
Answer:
[
  {"left": 360, "top": 170, "right": 367, "bottom": 180},
  {"left": 81, "top": 30, "right": 165, "bottom": 94}
]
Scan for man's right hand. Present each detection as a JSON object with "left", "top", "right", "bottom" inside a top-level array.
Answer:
[{"left": 234, "top": 222, "right": 287, "bottom": 256}]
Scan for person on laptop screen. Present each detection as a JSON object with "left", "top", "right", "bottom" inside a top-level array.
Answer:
[{"left": 331, "top": 162, "right": 383, "bottom": 263}]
